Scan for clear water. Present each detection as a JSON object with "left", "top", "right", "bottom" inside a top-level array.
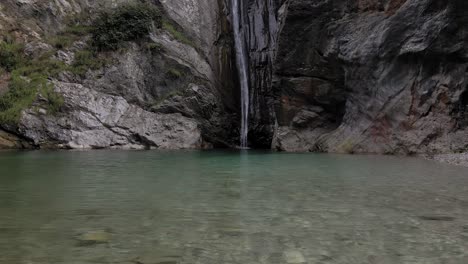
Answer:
[
  {"left": 231, "top": 0, "right": 250, "bottom": 148},
  {"left": 1, "top": 150, "right": 468, "bottom": 264}
]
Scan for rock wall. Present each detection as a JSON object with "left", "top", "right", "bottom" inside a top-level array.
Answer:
[
  {"left": 272, "top": 0, "right": 468, "bottom": 154},
  {"left": 236, "top": 0, "right": 287, "bottom": 148},
  {"left": 0, "top": 0, "right": 239, "bottom": 149}
]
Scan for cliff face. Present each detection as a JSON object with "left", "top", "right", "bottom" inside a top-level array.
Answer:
[
  {"left": 1, "top": 0, "right": 467, "bottom": 154},
  {"left": 272, "top": 0, "right": 468, "bottom": 154},
  {"left": 0, "top": 0, "right": 238, "bottom": 149}
]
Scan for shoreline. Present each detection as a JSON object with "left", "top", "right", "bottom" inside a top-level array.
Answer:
[{"left": 424, "top": 153, "right": 468, "bottom": 168}]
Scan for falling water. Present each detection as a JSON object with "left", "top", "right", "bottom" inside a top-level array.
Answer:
[{"left": 231, "top": 0, "right": 249, "bottom": 148}]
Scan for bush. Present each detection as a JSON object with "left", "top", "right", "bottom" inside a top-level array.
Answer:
[
  {"left": 13, "top": 55, "right": 67, "bottom": 78},
  {"left": 0, "top": 73, "right": 42, "bottom": 124},
  {"left": 0, "top": 41, "right": 25, "bottom": 71},
  {"left": 49, "top": 35, "right": 75, "bottom": 49},
  {"left": 41, "top": 83, "right": 64, "bottom": 114},
  {"left": 48, "top": 18, "right": 92, "bottom": 49},
  {"left": 69, "top": 50, "right": 108, "bottom": 76},
  {"left": 90, "top": 3, "right": 162, "bottom": 51},
  {"left": 0, "top": 39, "right": 67, "bottom": 124}
]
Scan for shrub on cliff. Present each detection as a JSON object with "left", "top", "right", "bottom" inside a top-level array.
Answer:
[
  {"left": 0, "top": 41, "right": 24, "bottom": 71},
  {"left": 0, "top": 40, "right": 66, "bottom": 125},
  {"left": 90, "top": 3, "right": 162, "bottom": 51}
]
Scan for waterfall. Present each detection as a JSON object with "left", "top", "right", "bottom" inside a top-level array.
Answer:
[{"left": 231, "top": 0, "right": 250, "bottom": 148}]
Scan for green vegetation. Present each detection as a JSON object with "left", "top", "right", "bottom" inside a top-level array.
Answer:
[
  {"left": 69, "top": 50, "right": 108, "bottom": 76},
  {"left": 162, "top": 19, "right": 194, "bottom": 46},
  {"left": 48, "top": 24, "right": 91, "bottom": 49},
  {"left": 90, "top": 3, "right": 162, "bottom": 51},
  {"left": 0, "top": 73, "right": 40, "bottom": 124},
  {"left": 0, "top": 41, "right": 24, "bottom": 71},
  {"left": 41, "top": 83, "right": 64, "bottom": 114},
  {"left": 145, "top": 42, "right": 164, "bottom": 53},
  {"left": 13, "top": 52, "right": 67, "bottom": 78},
  {"left": 0, "top": 2, "right": 192, "bottom": 125},
  {"left": 0, "top": 39, "right": 65, "bottom": 125}
]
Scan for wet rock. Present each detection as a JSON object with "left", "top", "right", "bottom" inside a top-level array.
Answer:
[
  {"left": 0, "top": 130, "right": 32, "bottom": 149},
  {"left": 283, "top": 250, "right": 306, "bottom": 263}
]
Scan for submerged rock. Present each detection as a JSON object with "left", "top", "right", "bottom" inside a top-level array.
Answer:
[
  {"left": 76, "top": 230, "right": 111, "bottom": 246},
  {"left": 283, "top": 250, "right": 306, "bottom": 264}
]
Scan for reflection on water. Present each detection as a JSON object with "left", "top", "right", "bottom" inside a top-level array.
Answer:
[{"left": 1, "top": 150, "right": 468, "bottom": 263}]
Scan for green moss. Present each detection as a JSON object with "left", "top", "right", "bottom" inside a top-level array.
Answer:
[
  {"left": 90, "top": 3, "right": 162, "bottom": 51},
  {"left": 162, "top": 20, "right": 194, "bottom": 46}
]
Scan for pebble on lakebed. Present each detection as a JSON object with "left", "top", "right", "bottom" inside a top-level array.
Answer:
[{"left": 75, "top": 230, "right": 111, "bottom": 246}]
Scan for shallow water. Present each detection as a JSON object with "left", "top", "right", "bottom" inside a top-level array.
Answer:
[{"left": 1, "top": 150, "right": 468, "bottom": 264}]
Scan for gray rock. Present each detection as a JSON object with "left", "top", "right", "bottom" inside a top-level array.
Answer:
[
  {"left": 19, "top": 81, "right": 203, "bottom": 149},
  {"left": 271, "top": 0, "right": 468, "bottom": 154}
]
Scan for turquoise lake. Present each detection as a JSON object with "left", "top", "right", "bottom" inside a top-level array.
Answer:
[{"left": 1, "top": 150, "right": 468, "bottom": 264}]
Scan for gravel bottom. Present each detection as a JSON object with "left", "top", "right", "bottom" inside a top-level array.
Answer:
[{"left": 427, "top": 152, "right": 468, "bottom": 167}]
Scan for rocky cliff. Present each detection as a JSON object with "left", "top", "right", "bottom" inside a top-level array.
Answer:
[
  {"left": 0, "top": 0, "right": 467, "bottom": 154},
  {"left": 272, "top": 0, "right": 468, "bottom": 154},
  {"left": 0, "top": 0, "right": 238, "bottom": 149}
]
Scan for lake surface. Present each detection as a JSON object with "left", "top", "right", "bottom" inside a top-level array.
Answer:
[{"left": 1, "top": 150, "right": 468, "bottom": 264}]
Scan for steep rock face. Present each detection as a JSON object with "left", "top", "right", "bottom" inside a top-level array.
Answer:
[
  {"left": 19, "top": 81, "right": 202, "bottom": 149},
  {"left": 0, "top": 0, "right": 238, "bottom": 149},
  {"left": 273, "top": 0, "right": 468, "bottom": 154},
  {"left": 235, "top": 0, "right": 287, "bottom": 147}
]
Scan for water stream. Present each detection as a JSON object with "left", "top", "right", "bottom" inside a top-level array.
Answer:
[{"left": 231, "top": 0, "right": 250, "bottom": 148}]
